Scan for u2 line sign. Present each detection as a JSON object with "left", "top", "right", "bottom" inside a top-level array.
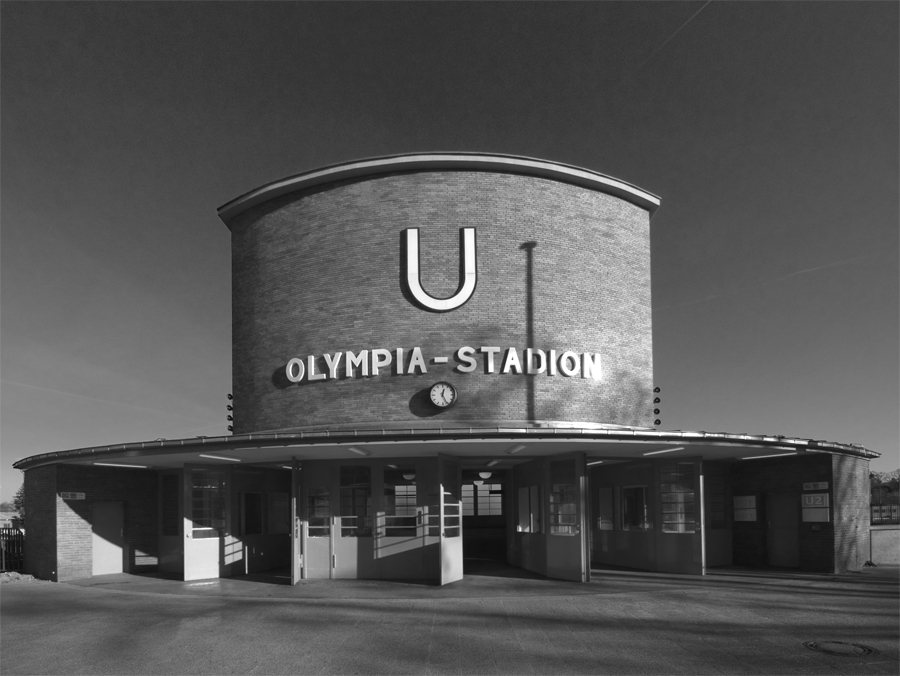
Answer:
[{"left": 285, "top": 346, "right": 602, "bottom": 384}]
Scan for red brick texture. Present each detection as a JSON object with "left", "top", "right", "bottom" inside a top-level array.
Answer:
[
  {"left": 729, "top": 454, "right": 870, "bottom": 573},
  {"left": 23, "top": 465, "right": 158, "bottom": 581},
  {"left": 228, "top": 170, "right": 654, "bottom": 434}
]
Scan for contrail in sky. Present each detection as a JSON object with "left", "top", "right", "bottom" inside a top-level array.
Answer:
[
  {"left": 1, "top": 379, "right": 212, "bottom": 423},
  {"left": 654, "top": 255, "right": 870, "bottom": 312},
  {"left": 637, "top": 1, "right": 713, "bottom": 70}
]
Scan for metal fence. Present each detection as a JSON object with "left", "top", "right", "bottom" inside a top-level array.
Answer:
[
  {"left": 871, "top": 504, "right": 900, "bottom": 525},
  {"left": 0, "top": 528, "right": 25, "bottom": 572}
]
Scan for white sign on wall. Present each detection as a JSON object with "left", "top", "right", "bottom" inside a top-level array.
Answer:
[
  {"left": 802, "top": 493, "right": 830, "bottom": 523},
  {"left": 802, "top": 493, "right": 829, "bottom": 508}
]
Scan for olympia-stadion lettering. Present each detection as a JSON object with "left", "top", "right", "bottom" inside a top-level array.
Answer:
[
  {"left": 284, "top": 225, "right": 601, "bottom": 384},
  {"left": 285, "top": 346, "right": 603, "bottom": 383}
]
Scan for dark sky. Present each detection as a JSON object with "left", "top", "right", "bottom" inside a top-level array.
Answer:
[{"left": 2, "top": 2, "right": 897, "bottom": 500}]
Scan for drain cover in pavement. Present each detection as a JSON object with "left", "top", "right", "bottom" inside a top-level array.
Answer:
[{"left": 803, "top": 641, "right": 879, "bottom": 657}]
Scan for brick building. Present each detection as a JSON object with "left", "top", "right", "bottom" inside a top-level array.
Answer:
[{"left": 14, "top": 153, "right": 877, "bottom": 583}]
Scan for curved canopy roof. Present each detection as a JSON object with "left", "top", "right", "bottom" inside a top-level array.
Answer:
[{"left": 13, "top": 425, "right": 876, "bottom": 472}]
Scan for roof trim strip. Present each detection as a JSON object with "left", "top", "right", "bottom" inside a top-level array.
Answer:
[
  {"left": 12, "top": 427, "right": 877, "bottom": 470},
  {"left": 217, "top": 152, "right": 661, "bottom": 227}
]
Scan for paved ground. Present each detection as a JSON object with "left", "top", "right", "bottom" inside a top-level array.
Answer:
[{"left": 2, "top": 562, "right": 898, "bottom": 675}]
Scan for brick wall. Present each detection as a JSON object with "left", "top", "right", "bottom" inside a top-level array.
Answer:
[
  {"left": 229, "top": 170, "right": 654, "bottom": 434},
  {"left": 831, "top": 454, "right": 870, "bottom": 572},
  {"left": 24, "top": 465, "right": 58, "bottom": 581},
  {"left": 23, "top": 465, "right": 159, "bottom": 581}
]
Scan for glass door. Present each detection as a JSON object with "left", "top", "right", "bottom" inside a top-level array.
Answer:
[
  {"left": 545, "top": 453, "right": 589, "bottom": 582},
  {"left": 183, "top": 464, "right": 229, "bottom": 581}
]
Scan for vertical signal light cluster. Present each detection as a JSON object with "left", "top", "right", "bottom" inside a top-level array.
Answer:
[{"left": 227, "top": 394, "right": 233, "bottom": 432}]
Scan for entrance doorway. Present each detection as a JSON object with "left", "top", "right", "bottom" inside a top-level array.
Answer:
[
  {"left": 462, "top": 469, "right": 506, "bottom": 565},
  {"left": 294, "top": 457, "right": 463, "bottom": 584},
  {"left": 766, "top": 492, "right": 800, "bottom": 567}
]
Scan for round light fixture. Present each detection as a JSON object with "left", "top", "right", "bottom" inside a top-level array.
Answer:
[
  {"left": 478, "top": 471, "right": 492, "bottom": 480},
  {"left": 473, "top": 479, "right": 484, "bottom": 486},
  {"left": 402, "top": 473, "right": 416, "bottom": 481}
]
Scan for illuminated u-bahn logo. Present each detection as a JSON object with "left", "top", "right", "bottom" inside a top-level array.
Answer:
[{"left": 404, "top": 228, "right": 477, "bottom": 312}]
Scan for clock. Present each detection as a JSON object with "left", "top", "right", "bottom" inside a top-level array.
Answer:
[{"left": 429, "top": 381, "right": 457, "bottom": 408}]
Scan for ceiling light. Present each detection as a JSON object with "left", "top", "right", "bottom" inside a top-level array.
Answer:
[
  {"left": 741, "top": 452, "right": 798, "bottom": 460},
  {"left": 587, "top": 460, "right": 604, "bottom": 466},
  {"left": 473, "top": 479, "right": 484, "bottom": 486},
  {"left": 199, "top": 454, "right": 241, "bottom": 462},
  {"left": 478, "top": 471, "right": 492, "bottom": 479},
  {"left": 486, "top": 460, "right": 499, "bottom": 467},
  {"left": 643, "top": 446, "right": 685, "bottom": 456},
  {"left": 387, "top": 464, "right": 398, "bottom": 469},
  {"left": 94, "top": 462, "right": 148, "bottom": 469},
  {"left": 402, "top": 473, "right": 416, "bottom": 481},
  {"left": 281, "top": 466, "right": 296, "bottom": 470},
  {"left": 507, "top": 445, "right": 526, "bottom": 454},
  {"left": 348, "top": 447, "right": 370, "bottom": 456}
]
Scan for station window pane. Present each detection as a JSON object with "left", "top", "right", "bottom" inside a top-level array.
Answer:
[
  {"left": 660, "top": 463, "right": 696, "bottom": 533},
  {"left": 340, "top": 466, "right": 372, "bottom": 537},
  {"left": 384, "top": 467, "right": 417, "bottom": 537},
  {"left": 307, "top": 487, "right": 330, "bottom": 538},
  {"left": 191, "top": 469, "right": 225, "bottom": 539},
  {"left": 622, "top": 486, "right": 650, "bottom": 530}
]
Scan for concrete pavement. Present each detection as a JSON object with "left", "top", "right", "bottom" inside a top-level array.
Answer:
[{"left": 2, "top": 563, "right": 898, "bottom": 675}]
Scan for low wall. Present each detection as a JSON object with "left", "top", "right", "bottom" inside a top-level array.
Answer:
[{"left": 870, "top": 526, "right": 899, "bottom": 565}]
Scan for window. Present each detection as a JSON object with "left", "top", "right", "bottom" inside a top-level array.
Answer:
[
  {"left": 340, "top": 466, "right": 372, "bottom": 537},
  {"left": 463, "top": 483, "right": 503, "bottom": 516},
  {"left": 442, "top": 460, "right": 461, "bottom": 538},
  {"left": 595, "top": 487, "right": 613, "bottom": 531},
  {"left": 550, "top": 484, "right": 578, "bottom": 535},
  {"left": 549, "top": 459, "right": 578, "bottom": 535},
  {"left": 660, "top": 463, "right": 696, "bottom": 533},
  {"left": 705, "top": 464, "right": 727, "bottom": 529},
  {"left": 307, "top": 487, "right": 330, "bottom": 538},
  {"left": 384, "top": 467, "right": 417, "bottom": 537},
  {"left": 191, "top": 469, "right": 225, "bottom": 539},
  {"left": 622, "top": 486, "right": 649, "bottom": 530},
  {"left": 517, "top": 485, "right": 542, "bottom": 533}
]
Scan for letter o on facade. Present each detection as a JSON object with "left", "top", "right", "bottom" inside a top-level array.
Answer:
[
  {"left": 286, "top": 358, "right": 306, "bottom": 383},
  {"left": 559, "top": 351, "right": 579, "bottom": 377}
]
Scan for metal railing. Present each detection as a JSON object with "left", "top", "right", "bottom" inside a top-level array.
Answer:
[{"left": 0, "top": 528, "right": 25, "bottom": 572}]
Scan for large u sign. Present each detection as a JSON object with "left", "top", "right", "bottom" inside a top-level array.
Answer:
[{"left": 405, "top": 228, "right": 477, "bottom": 312}]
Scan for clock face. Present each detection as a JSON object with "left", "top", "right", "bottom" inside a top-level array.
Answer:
[{"left": 429, "top": 382, "right": 457, "bottom": 408}]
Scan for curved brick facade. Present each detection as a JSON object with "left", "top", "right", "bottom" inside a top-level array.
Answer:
[{"left": 226, "top": 164, "right": 654, "bottom": 434}]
